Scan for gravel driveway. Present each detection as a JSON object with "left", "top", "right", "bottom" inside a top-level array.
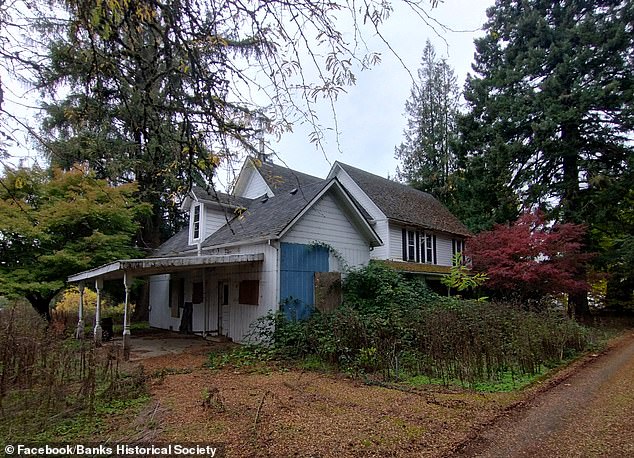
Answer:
[{"left": 456, "top": 331, "right": 634, "bottom": 457}]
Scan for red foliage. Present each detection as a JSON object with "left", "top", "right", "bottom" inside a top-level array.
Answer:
[{"left": 466, "top": 211, "right": 592, "bottom": 299}]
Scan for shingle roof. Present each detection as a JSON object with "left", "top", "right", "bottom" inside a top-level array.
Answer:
[
  {"left": 152, "top": 228, "right": 190, "bottom": 257},
  {"left": 255, "top": 160, "right": 324, "bottom": 194},
  {"left": 202, "top": 180, "right": 328, "bottom": 247},
  {"left": 191, "top": 187, "right": 252, "bottom": 208},
  {"left": 337, "top": 162, "right": 472, "bottom": 237}
]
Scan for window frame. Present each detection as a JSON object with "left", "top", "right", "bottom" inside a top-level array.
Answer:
[
  {"left": 192, "top": 203, "right": 202, "bottom": 241},
  {"left": 407, "top": 230, "right": 416, "bottom": 262}
]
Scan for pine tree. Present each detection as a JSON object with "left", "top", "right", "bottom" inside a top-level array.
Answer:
[
  {"left": 395, "top": 40, "right": 460, "bottom": 206},
  {"left": 459, "top": 0, "right": 634, "bottom": 314}
]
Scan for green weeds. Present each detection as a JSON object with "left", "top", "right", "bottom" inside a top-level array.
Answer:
[
  {"left": 0, "top": 304, "right": 149, "bottom": 442},
  {"left": 242, "top": 264, "right": 592, "bottom": 391}
]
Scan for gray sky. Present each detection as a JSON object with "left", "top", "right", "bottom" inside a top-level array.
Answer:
[
  {"left": 268, "top": 0, "right": 494, "bottom": 182},
  {"left": 2, "top": 0, "right": 495, "bottom": 187}
]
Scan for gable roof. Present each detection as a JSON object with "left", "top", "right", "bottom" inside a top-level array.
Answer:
[
  {"left": 334, "top": 162, "right": 472, "bottom": 237},
  {"left": 254, "top": 159, "right": 324, "bottom": 194},
  {"left": 202, "top": 178, "right": 380, "bottom": 248},
  {"left": 153, "top": 228, "right": 190, "bottom": 257}
]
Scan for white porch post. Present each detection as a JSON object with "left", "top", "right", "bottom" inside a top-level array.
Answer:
[
  {"left": 122, "top": 271, "right": 132, "bottom": 360},
  {"left": 75, "top": 282, "right": 85, "bottom": 339},
  {"left": 94, "top": 278, "right": 103, "bottom": 346}
]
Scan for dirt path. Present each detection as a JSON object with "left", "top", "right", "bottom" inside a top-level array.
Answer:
[{"left": 456, "top": 331, "right": 634, "bottom": 457}]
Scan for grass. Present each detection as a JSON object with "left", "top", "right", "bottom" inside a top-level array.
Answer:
[
  {"left": 406, "top": 367, "right": 549, "bottom": 393},
  {"left": 0, "top": 305, "right": 151, "bottom": 444},
  {"left": 1, "top": 386, "right": 150, "bottom": 443}
]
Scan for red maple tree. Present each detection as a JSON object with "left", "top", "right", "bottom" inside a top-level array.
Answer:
[{"left": 467, "top": 211, "right": 591, "bottom": 300}]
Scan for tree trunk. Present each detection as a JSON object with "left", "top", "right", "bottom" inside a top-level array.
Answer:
[
  {"left": 133, "top": 280, "right": 150, "bottom": 321},
  {"left": 569, "top": 291, "right": 590, "bottom": 319},
  {"left": 26, "top": 293, "right": 53, "bottom": 321}
]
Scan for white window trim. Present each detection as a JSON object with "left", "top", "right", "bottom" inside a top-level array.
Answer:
[
  {"left": 422, "top": 233, "right": 433, "bottom": 264},
  {"left": 191, "top": 203, "right": 203, "bottom": 243}
]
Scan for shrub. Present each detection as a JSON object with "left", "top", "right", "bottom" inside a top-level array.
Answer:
[
  {"left": 55, "top": 286, "right": 134, "bottom": 325},
  {"left": 248, "top": 263, "right": 590, "bottom": 386}
]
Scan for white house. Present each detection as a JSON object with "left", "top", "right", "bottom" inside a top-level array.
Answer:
[{"left": 68, "top": 158, "right": 470, "bottom": 350}]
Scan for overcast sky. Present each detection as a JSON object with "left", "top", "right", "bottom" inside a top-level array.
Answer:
[
  {"left": 2, "top": 0, "right": 495, "bottom": 188},
  {"left": 265, "top": 0, "right": 495, "bottom": 184}
]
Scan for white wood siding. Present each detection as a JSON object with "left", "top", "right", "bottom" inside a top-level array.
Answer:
[
  {"left": 148, "top": 242, "right": 279, "bottom": 343},
  {"left": 435, "top": 233, "right": 453, "bottom": 266},
  {"left": 389, "top": 222, "right": 404, "bottom": 260},
  {"left": 204, "top": 206, "right": 230, "bottom": 238},
  {"left": 282, "top": 192, "right": 371, "bottom": 269},
  {"left": 240, "top": 168, "right": 271, "bottom": 198},
  {"left": 204, "top": 242, "right": 279, "bottom": 342},
  {"left": 369, "top": 219, "right": 390, "bottom": 260}
]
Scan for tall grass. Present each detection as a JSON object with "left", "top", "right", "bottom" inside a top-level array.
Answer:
[{"left": 0, "top": 302, "right": 146, "bottom": 439}]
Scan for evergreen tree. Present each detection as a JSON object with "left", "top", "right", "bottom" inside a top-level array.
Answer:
[
  {"left": 395, "top": 40, "right": 460, "bottom": 205},
  {"left": 459, "top": 0, "right": 634, "bottom": 313},
  {"left": 34, "top": 0, "right": 443, "bottom": 248}
]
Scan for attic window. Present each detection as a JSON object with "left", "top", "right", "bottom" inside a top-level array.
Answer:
[
  {"left": 289, "top": 188, "right": 298, "bottom": 195},
  {"left": 261, "top": 196, "right": 269, "bottom": 203},
  {"left": 192, "top": 204, "right": 201, "bottom": 240}
]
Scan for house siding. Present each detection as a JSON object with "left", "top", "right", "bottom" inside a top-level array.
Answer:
[
  {"left": 239, "top": 167, "right": 271, "bottom": 198},
  {"left": 435, "top": 233, "right": 453, "bottom": 266},
  {"left": 389, "top": 222, "right": 404, "bottom": 260},
  {"left": 282, "top": 192, "right": 371, "bottom": 269},
  {"left": 369, "top": 219, "right": 390, "bottom": 260},
  {"left": 204, "top": 242, "right": 279, "bottom": 342},
  {"left": 204, "top": 206, "right": 231, "bottom": 239},
  {"left": 147, "top": 242, "right": 279, "bottom": 343}
]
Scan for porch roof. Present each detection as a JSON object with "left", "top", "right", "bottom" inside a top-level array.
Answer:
[{"left": 67, "top": 253, "right": 264, "bottom": 283}]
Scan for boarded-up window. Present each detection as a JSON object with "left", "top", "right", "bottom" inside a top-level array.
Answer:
[
  {"left": 314, "top": 272, "right": 342, "bottom": 313},
  {"left": 192, "top": 282, "right": 204, "bottom": 304},
  {"left": 169, "top": 277, "right": 184, "bottom": 318},
  {"left": 239, "top": 280, "right": 259, "bottom": 305}
]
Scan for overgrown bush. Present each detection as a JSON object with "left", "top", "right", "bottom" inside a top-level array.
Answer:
[
  {"left": 248, "top": 264, "right": 590, "bottom": 386},
  {"left": 55, "top": 286, "right": 134, "bottom": 325}
]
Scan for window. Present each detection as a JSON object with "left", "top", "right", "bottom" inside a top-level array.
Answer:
[
  {"left": 239, "top": 280, "right": 259, "bottom": 305},
  {"left": 422, "top": 233, "right": 431, "bottom": 263},
  {"left": 407, "top": 230, "right": 416, "bottom": 261},
  {"left": 452, "top": 239, "right": 466, "bottom": 264},
  {"left": 192, "top": 204, "right": 201, "bottom": 240}
]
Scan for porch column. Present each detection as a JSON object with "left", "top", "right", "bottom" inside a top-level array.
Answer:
[
  {"left": 75, "top": 282, "right": 85, "bottom": 339},
  {"left": 122, "top": 271, "right": 132, "bottom": 360},
  {"left": 94, "top": 278, "right": 103, "bottom": 346}
]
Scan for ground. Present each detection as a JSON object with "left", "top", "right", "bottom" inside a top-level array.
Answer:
[
  {"left": 108, "top": 329, "right": 634, "bottom": 457},
  {"left": 456, "top": 330, "right": 634, "bottom": 457}
]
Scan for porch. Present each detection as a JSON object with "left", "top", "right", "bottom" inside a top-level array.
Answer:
[{"left": 67, "top": 253, "right": 265, "bottom": 360}]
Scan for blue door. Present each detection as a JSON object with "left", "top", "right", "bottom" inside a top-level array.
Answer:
[{"left": 279, "top": 243, "right": 329, "bottom": 320}]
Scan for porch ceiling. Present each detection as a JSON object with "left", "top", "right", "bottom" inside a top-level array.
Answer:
[{"left": 67, "top": 253, "right": 264, "bottom": 283}]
